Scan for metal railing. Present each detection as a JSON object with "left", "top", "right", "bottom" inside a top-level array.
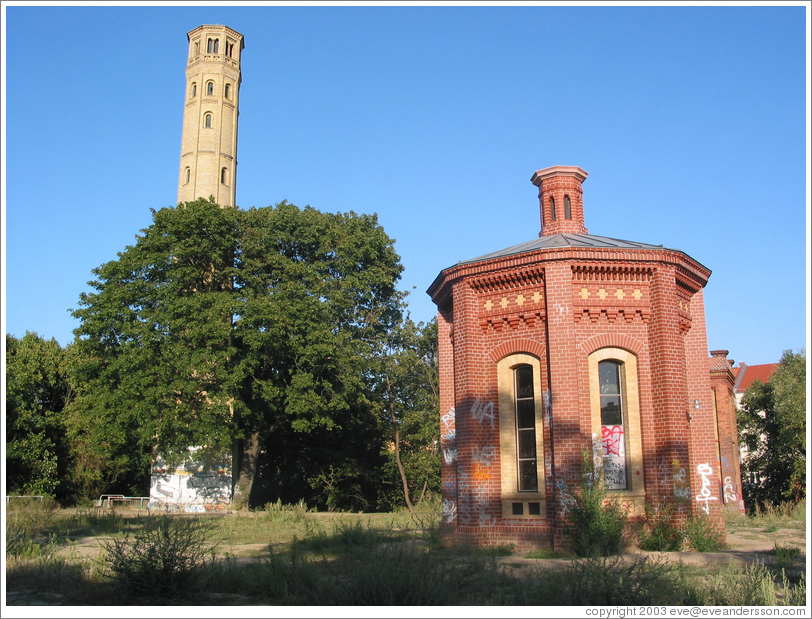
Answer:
[
  {"left": 96, "top": 494, "right": 151, "bottom": 509},
  {"left": 5, "top": 495, "right": 45, "bottom": 503}
]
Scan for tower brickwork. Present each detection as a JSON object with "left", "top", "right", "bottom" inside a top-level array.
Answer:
[{"left": 178, "top": 25, "right": 244, "bottom": 207}]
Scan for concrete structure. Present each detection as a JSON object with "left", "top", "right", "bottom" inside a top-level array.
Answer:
[
  {"left": 177, "top": 25, "right": 244, "bottom": 207},
  {"left": 428, "top": 165, "right": 743, "bottom": 550}
]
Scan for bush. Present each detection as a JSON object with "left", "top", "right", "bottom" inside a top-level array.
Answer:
[
  {"left": 99, "top": 516, "right": 217, "bottom": 598},
  {"left": 683, "top": 559, "right": 805, "bottom": 606},
  {"left": 525, "top": 555, "right": 684, "bottom": 605},
  {"left": 564, "top": 453, "right": 628, "bottom": 557},
  {"left": 683, "top": 514, "right": 725, "bottom": 552},
  {"left": 638, "top": 502, "right": 683, "bottom": 552}
]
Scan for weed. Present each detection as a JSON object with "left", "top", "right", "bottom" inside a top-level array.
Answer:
[
  {"left": 774, "top": 543, "right": 800, "bottom": 569},
  {"left": 682, "top": 514, "right": 725, "bottom": 552},
  {"left": 564, "top": 452, "right": 628, "bottom": 557},
  {"left": 683, "top": 559, "right": 803, "bottom": 606},
  {"left": 638, "top": 502, "right": 683, "bottom": 552},
  {"left": 99, "top": 516, "right": 217, "bottom": 599}
]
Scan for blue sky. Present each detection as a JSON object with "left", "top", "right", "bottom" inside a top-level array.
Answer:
[{"left": 3, "top": 3, "right": 809, "bottom": 367}]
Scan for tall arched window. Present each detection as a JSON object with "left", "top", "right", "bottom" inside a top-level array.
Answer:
[
  {"left": 194, "top": 41, "right": 199, "bottom": 56},
  {"left": 185, "top": 167, "right": 190, "bottom": 184},
  {"left": 564, "top": 195, "right": 572, "bottom": 219},
  {"left": 497, "top": 353, "right": 546, "bottom": 518},
  {"left": 213, "top": 39, "right": 219, "bottom": 54},
  {"left": 220, "top": 167, "right": 228, "bottom": 185},
  {"left": 204, "top": 113, "right": 212, "bottom": 128},
  {"left": 514, "top": 364, "right": 538, "bottom": 492},
  {"left": 224, "top": 83, "right": 231, "bottom": 99},
  {"left": 599, "top": 360, "right": 626, "bottom": 489},
  {"left": 207, "top": 38, "right": 214, "bottom": 53},
  {"left": 550, "top": 197, "right": 557, "bottom": 221},
  {"left": 206, "top": 81, "right": 214, "bottom": 96},
  {"left": 191, "top": 83, "right": 197, "bottom": 98}
]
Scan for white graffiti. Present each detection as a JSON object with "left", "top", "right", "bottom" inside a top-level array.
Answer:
[
  {"left": 557, "top": 479, "right": 576, "bottom": 511},
  {"left": 696, "top": 463, "right": 718, "bottom": 514},
  {"left": 471, "top": 398, "right": 495, "bottom": 429},
  {"left": 472, "top": 445, "right": 498, "bottom": 467},
  {"left": 442, "top": 498, "right": 457, "bottom": 523},
  {"left": 673, "top": 467, "right": 691, "bottom": 499},
  {"left": 723, "top": 476, "right": 738, "bottom": 503},
  {"left": 441, "top": 407, "right": 456, "bottom": 463}
]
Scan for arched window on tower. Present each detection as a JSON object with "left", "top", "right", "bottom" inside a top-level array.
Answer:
[
  {"left": 224, "top": 83, "right": 231, "bottom": 99},
  {"left": 213, "top": 39, "right": 219, "bottom": 54},
  {"left": 550, "top": 197, "right": 557, "bottom": 221},
  {"left": 185, "top": 167, "right": 190, "bottom": 184},
  {"left": 193, "top": 41, "right": 199, "bottom": 56},
  {"left": 207, "top": 38, "right": 214, "bottom": 53},
  {"left": 221, "top": 167, "right": 228, "bottom": 185},
  {"left": 191, "top": 83, "right": 197, "bottom": 98},
  {"left": 204, "top": 113, "right": 212, "bottom": 128},
  {"left": 564, "top": 195, "right": 572, "bottom": 219},
  {"left": 206, "top": 81, "right": 214, "bottom": 96}
]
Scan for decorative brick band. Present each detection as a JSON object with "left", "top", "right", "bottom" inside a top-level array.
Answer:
[
  {"left": 577, "top": 333, "right": 645, "bottom": 356},
  {"left": 487, "top": 338, "right": 547, "bottom": 363}
]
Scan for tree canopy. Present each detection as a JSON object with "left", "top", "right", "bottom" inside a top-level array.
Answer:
[
  {"left": 738, "top": 349, "right": 807, "bottom": 508},
  {"left": 67, "top": 199, "right": 406, "bottom": 508}
]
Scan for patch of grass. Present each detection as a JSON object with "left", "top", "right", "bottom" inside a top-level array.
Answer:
[
  {"left": 773, "top": 543, "right": 800, "bottom": 570},
  {"left": 682, "top": 559, "right": 805, "bottom": 606},
  {"left": 638, "top": 502, "right": 683, "bottom": 552},
  {"left": 525, "top": 547, "right": 570, "bottom": 559}
]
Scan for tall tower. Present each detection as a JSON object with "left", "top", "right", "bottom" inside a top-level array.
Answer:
[{"left": 178, "top": 25, "right": 244, "bottom": 207}]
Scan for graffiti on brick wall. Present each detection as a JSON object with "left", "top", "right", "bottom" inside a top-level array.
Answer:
[
  {"left": 442, "top": 498, "right": 457, "bottom": 523},
  {"left": 441, "top": 408, "right": 457, "bottom": 464},
  {"left": 723, "top": 476, "right": 738, "bottom": 503},
  {"left": 471, "top": 398, "right": 495, "bottom": 429},
  {"left": 672, "top": 460, "right": 691, "bottom": 500},
  {"left": 695, "top": 462, "right": 718, "bottom": 514}
]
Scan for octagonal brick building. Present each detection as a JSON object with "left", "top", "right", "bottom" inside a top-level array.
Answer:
[{"left": 427, "top": 165, "right": 743, "bottom": 550}]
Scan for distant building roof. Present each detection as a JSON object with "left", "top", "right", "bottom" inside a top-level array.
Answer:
[
  {"left": 454, "top": 232, "right": 684, "bottom": 267},
  {"left": 733, "top": 363, "right": 780, "bottom": 394}
]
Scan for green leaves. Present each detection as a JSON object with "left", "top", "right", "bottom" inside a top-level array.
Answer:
[{"left": 739, "top": 349, "right": 807, "bottom": 507}]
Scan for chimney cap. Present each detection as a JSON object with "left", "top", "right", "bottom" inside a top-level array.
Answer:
[{"left": 531, "top": 165, "right": 588, "bottom": 187}]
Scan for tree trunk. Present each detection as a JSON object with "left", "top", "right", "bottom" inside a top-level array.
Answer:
[{"left": 232, "top": 433, "right": 261, "bottom": 510}]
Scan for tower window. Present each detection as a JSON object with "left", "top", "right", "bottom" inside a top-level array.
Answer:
[
  {"left": 221, "top": 167, "right": 228, "bottom": 185},
  {"left": 224, "top": 83, "right": 231, "bottom": 99},
  {"left": 191, "top": 83, "right": 197, "bottom": 98},
  {"left": 207, "top": 38, "right": 219, "bottom": 54},
  {"left": 515, "top": 364, "right": 538, "bottom": 492},
  {"left": 226, "top": 41, "right": 234, "bottom": 57},
  {"left": 550, "top": 197, "right": 556, "bottom": 221},
  {"left": 564, "top": 195, "right": 572, "bottom": 219},
  {"left": 185, "top": 167, "right": 190, "bottom": 184},
  {"left": 193, "top": 41, "right": 199, "bottom": 56},
  {"left": 206, "top": 81, "right": 214, "bottom": 96},
  {"left": 204, "top": 113, "right": 212, "bottom": 128}
]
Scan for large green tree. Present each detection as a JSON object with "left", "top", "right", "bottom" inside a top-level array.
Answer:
[
  {"left": 5, "top": 333, "right": 73, "bottom": 499},
  {"left": 374, "top": 318, "right": 440, "bottom": 511},
  {"left": 69, "top": 199, "right": 404, "bottom": 508},
  {"left": 738, "top": 348, "right": 806, "bottom": 508}
]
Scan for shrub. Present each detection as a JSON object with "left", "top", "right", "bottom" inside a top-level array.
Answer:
[
  {"left": 99, "top": 516, "right": 217, "bottom": 598},
  {"left": 682, "top": 514, "right": 725, "bottom": 552},
  {"left": 638, "top": 502, "right": 683, "bottom": 552},
  {"left": 563, "top": 453, "right": 628, "bottom": 557},
  {"left": 683, "top": 559, "right": 805, "bottom": 606},
  {"left": 525, "top": 555, "right": 684, "bottom": 605}
]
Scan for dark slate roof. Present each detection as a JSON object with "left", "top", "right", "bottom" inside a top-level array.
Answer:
[{"left": 453, "top": 232, "right": 669, "bottom": 267}]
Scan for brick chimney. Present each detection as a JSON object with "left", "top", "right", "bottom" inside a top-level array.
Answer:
[{"left": 531, "top": 165, "right": 589, "bottom": 237}]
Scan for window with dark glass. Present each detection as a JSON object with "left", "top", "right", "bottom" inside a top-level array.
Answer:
[
  {"left": 515, "top": 364, "right": 538, "bottom": 492},
  {"left": 207, "top": 38, "right": 214, "bottom": 53},
  {"left": 204, "top": 113, "right": 212, "bottom": 128},
  {"left": 564, "top": 195, "right": 572, "bottom": 219},
  {"left": 599, "top": 360, "right": 627, "bottom": 490},
  {"left": 206, "top": 81, "right": 214, "bottom": 96},
  {"left": 550, "top": 197, "right": 556, "bottom": 221},
  {"left": 185, "top": 167, "right": 190, "bottom": 184}
]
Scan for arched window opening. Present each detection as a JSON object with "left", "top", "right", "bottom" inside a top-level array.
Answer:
[
  {"left": 515, "top": 364, "right": 538, "bottom": 492},
  {"left": 191, "top": 83, "right": 197, "bottom": 98},
  {"left": 204, "top": 113, "right": 212, "bottom": 128},
  {"left": 221, "top": 167, "right": 228, "bottom": 185},
  {"left": 193, "top": 41, "right": 199, "bottom": 56},
  {"left": 598, "top": 360, "right": 627, "bottom": 490},
  {"left": 564, "top": 195, "right": 572, "bottom": 219},
  {"left": 206, "top": 81, "right": 214, "bottom": 96},
  {"left": 550, "top": 197, "right": 557, "bottom": 221},
  {"left": 226, "top": 41, "right": 234, "bottom": 57},
  {"left": 207, "top": 38, "right": 214, "bottom": 53},
  {"left": 213, "top": 38, "right": 219, "bottom": 54},
  {"left": 224, "top": 83, "right": 231, "bottom": 99},
  {"left": 185, "top": 167, "right": 190, "bottom": 184}
]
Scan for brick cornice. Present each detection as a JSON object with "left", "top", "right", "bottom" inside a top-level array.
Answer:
[{"left": 428, "top": 246, "right": 711, "bottom": 307}]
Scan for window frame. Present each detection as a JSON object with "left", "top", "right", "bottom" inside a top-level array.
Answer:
[
  {"left": 587, "top": 348, "right": 645, "bottom": 501},
  {"left": 204, "top": 113, "right": 212, "bottom": 128},
  {"left": 497, "top": 353, "right": 546, "bottom": 519}
]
